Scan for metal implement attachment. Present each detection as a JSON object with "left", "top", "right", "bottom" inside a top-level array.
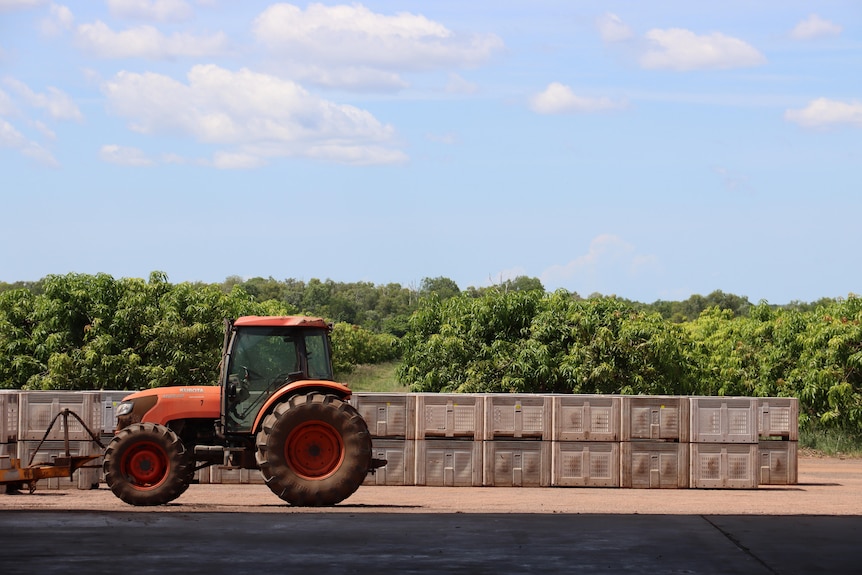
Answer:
[{"left": 0, "top": 408, "right": 105, "bottom": 493}]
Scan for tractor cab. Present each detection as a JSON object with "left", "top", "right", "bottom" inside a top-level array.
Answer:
[{"left": 221, "top": 316, "right": 341, "bottom": 433}]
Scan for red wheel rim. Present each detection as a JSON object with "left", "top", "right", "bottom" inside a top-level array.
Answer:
[
  {"left": 286, "top": 421, "right": 344, "bottom": 479},
  {"left": 121, "top": 441, "right": 169, "bottom": 488}
]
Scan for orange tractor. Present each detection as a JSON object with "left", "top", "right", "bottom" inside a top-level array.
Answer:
[{"left": 103, "top": 316, "right": 384, "bottom": 506}]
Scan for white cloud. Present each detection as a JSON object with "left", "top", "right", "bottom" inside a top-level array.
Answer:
[
  {"left": 0, "top": 117, "right": 59, "bottom": 166},
  {"left": 40, "top": 3, "right": 74, "bottom": 36},
  {"left": 0, "top": 117, "right": 26, "bottom": 146},
  {"left": 252, "top": 3, "right": 503, "bottom": 89},
  {"left": 288, "top": 65, "right": 408, "bottom": 92},
  {"left": 107, "top": 0, "right": 193, "bottom": 22},
  {"left": 3, "top": 78, "right": 82, "bottom": 121},
  {"left": 210, "top": 151, "right": 266, "bottom": 170},
  {"left": 76, "top": 20, "right": 226, "bottom": 59},
  {"left": 640, "top": 28, "right": 765, "bottom": 71},
  {"left": 530, "top": 83, "right": 625, "bottom": 115},
  {"left": 540, "top": 234, "right": 658, "bottom": 291},
  {"left": 790, "top": 14, "right": 842, "bottom": 40},
  {"left": 33, "top": 120, "right": 56, "bottom": 140},
  {"left": 785, "top": 98, "right": 862, "bottom": 128},
  {"left": 597, "top": 13, "right": 632, "bottom": 43},
  {"left": 0, "top": 0, "right": 46, "bottom": 11},
  {"left": 102, "top": 64, "right": 407, "bottom": 166},
  {"left": 100, "top": 144, "right": 154, "bottom": 166},
  {"left": 0, "top": 87, "right": 15, "bottom": 115},
  {"left": 446, "top": 73, "right": 478, "bottom": 95}
]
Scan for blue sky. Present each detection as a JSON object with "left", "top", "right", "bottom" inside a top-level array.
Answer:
[{"left": 1, "top": 1, "right": 860, "bottom": 304}]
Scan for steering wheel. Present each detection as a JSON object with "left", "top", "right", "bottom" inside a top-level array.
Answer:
[{"left": 241, "top": 365, "right": 264, "bottom": 380}]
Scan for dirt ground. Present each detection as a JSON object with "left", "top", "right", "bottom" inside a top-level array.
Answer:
[{"left": 2, "top": 455, "right": 860, "bottom": 515}]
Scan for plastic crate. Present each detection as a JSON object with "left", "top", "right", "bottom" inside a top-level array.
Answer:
[
  {"left": 415, "top": 440, "right": 482, "bottom": 486},
  {"left": 552, "top": 442, "right": 620, "bottom": 487},
  {"left": 758, "top": 398, "right": 799, "bottom": 440},
  {"left": 621, "top": 395, "right": 689, "bottom": 442},
  {"left": 1, "top": 442, "right": 15, "bottom": 462},
  {"left": 208, "top": 466, "right": 266, "bottom": 485},
  {"left": 352, "top": 393, "right": 416, "bottom": 439},
  {"left": 484, "top": 394, "right": 550, "bottom": 440},
  {"left": 758, "top": 440, "right": 798, "bottom": 485},
  {"left": 483, "top": 440, "right": 551, "bottom": 487},
  {"left": 552, "top": 395, "right": 620, "bottom": 442},
  {"left": 690, "top": 443, "right": 758, "bottom": 489},
  {"left": 93, "top": 391, "right": 134, "bottom": 435},
  {"left": 18, "top": 391, "right": 100, "bottom": 442},
  {"left": 363, "top": 438, "right": 416, "bottom": 486},
  {"left": 621, "top": 442, "right": 690, "bottom": 488},
  {"left": 416, "top": 394, "right": 483, "bottom": 440},
  {"left": 689, "top": 397, "right": 758, "bottom": 444},
  {"left": 1, "top": 390, "right": 18, "bottom": 443}
]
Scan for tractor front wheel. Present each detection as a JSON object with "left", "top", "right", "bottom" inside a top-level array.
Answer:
[
  {"left": 103, "top": 422, "right": 192, "bottom": 506},
  {"left": 256, "top": 393, "right": 371, "bottom": 506}
]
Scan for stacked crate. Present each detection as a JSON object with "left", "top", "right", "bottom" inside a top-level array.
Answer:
[
  {"left": 95, "top": 390, "right": 134, "bottom": 438},
  {"left": 16, "top": 390, "right": 104, "bottom": 489},
  {"left": 0, "top": 390, "right": 19, "bottom": 475},
  {"left": 689, "top": 397, "right": 759, "bottom": 488},
  {"left": 2, "top": 390, "right": 799, "bottom": 490},
  {"left": 757, "top": 398, "right": 799, "bottom": 485},
  {"left": 72, "top": 390, "right": 139, "bottom": 487},
  {"left": 551, "top": 395, "right": 620, "bottom": 487},
  {"left": 484, "top": 394, "right": 550, "bottom": 486},
  {"left": 416, "top": 394, "right": 483, "bottom": 486},
  {"left": 354, "top": 393, "right": 417, "bottom": 486},
  {"left": 620, "top": 396, "right": 689, "bottom": 488}
]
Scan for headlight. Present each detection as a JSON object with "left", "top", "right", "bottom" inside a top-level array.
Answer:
[{"left": 116, "top": 401, "right": 134, "bottom": 416}]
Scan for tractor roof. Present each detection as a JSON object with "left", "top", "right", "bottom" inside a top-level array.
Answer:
[{"left": 234, "top": 315, "right": 330, "bottom": 329}]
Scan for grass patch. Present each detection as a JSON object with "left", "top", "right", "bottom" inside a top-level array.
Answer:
[
  {"left": 800, "top": 426, "right": 862, "bottom": 458},
  {"left": 339, "top": 360, "right": 408, "bottom": 393}
]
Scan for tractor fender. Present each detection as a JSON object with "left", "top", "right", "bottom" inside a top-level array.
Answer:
[{"left": 251, "top": 380, "right": 352, "bottom": 434}]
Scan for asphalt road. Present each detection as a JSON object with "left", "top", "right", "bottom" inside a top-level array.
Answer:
[
  {"left": 0, "top": 511, "right": 859, "bottom": 574},
  {"left": 1, "top": 457, "right": 859, "bottom": 574}
]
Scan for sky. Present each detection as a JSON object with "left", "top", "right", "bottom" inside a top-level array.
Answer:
[{"left": 1, "top": 0, "right": 860, "bottom": 304}]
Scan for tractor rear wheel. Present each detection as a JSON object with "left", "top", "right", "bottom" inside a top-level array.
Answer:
[
  {"left": 256, "top": 393, "right": 371, "bottom": 506},
  {"left": 103, "top": 422, "right": 193, "bottom": 506}
]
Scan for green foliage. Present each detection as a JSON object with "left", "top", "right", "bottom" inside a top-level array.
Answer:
[
  {"left": 0, "top": 272, "right": 290, "bottom": 390},
  {"left": 649, "top": 289, "right": 752, "bottom": 322},
  {"left": 330, "top": 322, "right": 400, "bottom": 377},
  {"left": 399, "top": 289, "right": 862, "bottom": 434},
  {"left": 399, "top": 290, "right": 698, "bottom": 395},
  {"left": 800, "top": 424, "right": 862, "bottom": 457},
  {"left": 464, "top": 275, "right": 546, "bottom": 297},
  {"left": 338, "top": 361, "right": 406, "bottom": 393},
  {"left": 222, "top": 276, "right": 418, "bottom": 336},
  {"left": 4, "top": 270, "right": 861, "bottom": 434},
  {"left": 420, "top": 276, "right": 461, "bottom": 300}
]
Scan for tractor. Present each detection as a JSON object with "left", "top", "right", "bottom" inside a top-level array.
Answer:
[{"left": 103, "top": 316, "right": 384, "bottom": 506}]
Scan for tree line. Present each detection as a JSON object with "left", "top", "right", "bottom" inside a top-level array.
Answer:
[
  {"left": 1, "top": 272, "right": 858, "bottom": 434},
  {"left": 398, "top": 289, "right": 861, "bottom": 434},
  {"left": 0, "top": 272, "right": 397, "bottom": 390},
  {"left": 3, "top": 273, "right": 841, "bottom": 331}
]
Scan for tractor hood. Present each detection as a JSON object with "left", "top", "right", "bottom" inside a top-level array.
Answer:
[{"left": 115, "top": 386, "right": 222, "bottom": 430}]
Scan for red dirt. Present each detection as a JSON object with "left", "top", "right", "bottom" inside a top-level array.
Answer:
[{"left": 2, "top": 456, "right": 860, "bottom": 515}]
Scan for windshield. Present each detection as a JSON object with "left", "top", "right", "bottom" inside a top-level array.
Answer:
[{"left": 225, "top": 326, "right": 333, "bottom": 431}]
